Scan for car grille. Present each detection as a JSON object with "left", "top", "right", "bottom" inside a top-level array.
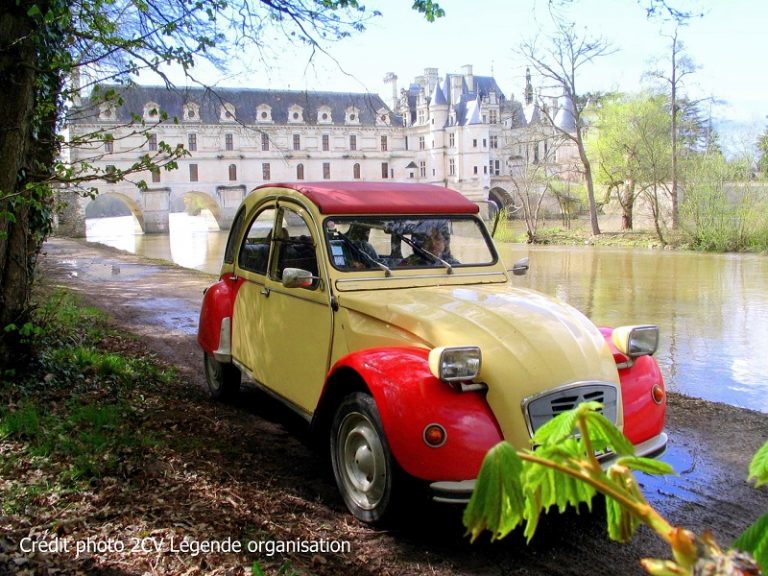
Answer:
[{"left": 523, "top": 381, "right": 619, "bottom": 436}]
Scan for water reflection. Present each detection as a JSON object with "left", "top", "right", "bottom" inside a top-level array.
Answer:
[{"left": 86, "top": 215, "right": 768, "bottom": 413}]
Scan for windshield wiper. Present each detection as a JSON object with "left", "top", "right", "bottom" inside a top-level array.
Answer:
[
  {"left": 337, "top": 232, "right": 392, "bottom": 276},
  {"left": 393, "top": 232, "right": 453, "bottom": 274}
]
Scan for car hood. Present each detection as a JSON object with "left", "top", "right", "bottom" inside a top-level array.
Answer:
[{"left": 336, "top": 284, "right": 621, "bottom": 445}]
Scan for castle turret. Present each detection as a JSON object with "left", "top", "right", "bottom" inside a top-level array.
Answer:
[{"left": 429, "top": 81, "right": 449, "bottom": 128}]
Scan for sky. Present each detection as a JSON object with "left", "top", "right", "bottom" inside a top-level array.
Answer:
[{"left": 174, "top": 0, "right": 767, "bottom": 151}]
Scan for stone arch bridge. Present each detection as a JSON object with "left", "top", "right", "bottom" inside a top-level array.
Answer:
[
  {"left": 55, "top": 184, "right": 245, "bottom": 237},
  {"left": 55, "top": 183, "right": 517, "bottom": 237}
]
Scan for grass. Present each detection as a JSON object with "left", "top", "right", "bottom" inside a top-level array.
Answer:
[{"left": 0, "top": 289, "right": 177, "bottom": 509}]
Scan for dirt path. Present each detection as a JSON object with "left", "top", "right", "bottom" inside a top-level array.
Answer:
[{"left": 37, "top": 236, "right": 768, "bottom": 575}]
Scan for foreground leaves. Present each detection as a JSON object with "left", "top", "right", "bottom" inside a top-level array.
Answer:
[
  {"left": 464, "top": 404, "right": 765, "bottom": 575},
  {"left": 732, "top": 440, "right": 768, "bottom": 572}
]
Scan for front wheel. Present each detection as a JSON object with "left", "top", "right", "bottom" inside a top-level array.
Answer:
[
  {"left": 203, "top": 353, "right": 241, "bottom": 401},
  {"left": 330, "top": 393, "right": 399, "bottom": 524}
]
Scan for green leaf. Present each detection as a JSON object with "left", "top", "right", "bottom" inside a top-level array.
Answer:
[
  {"left": 748, "top": 440, "right": 768, "bottom": 487},
  {"left": 582, "top": 410, "right": 635, "bottom": 456},
  {"left": 605, "top": 465, "right": 645, "bottom": 543},
  {"left": 463, "top": 442, "right": 525, "bottom": 542},
  {"left": 615, "top": 456, "right": 675, "bottom": 476},
  {"left": 532, "top": 403, "right": 588, "bottom": 446},
  {"left": 522, "top": 442, "right": 596, "bottom": 541},
  {"left": 733, "top": 511, "right": 768, "bottom": 572}
]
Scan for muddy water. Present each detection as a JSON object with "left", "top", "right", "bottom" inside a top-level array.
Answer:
[{"left": 87, "top": 215, "right": 768, "bottom": 413}]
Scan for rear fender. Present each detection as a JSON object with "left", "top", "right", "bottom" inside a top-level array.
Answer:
[
  {"left": 197, "top": 276, "right": 245, "bottom": 359},
  {"left": 322, "top": 347, "right": 503, "bottom": 482},
  {"left": 601, "top": 327, "right": 666, "bottom": 444}
]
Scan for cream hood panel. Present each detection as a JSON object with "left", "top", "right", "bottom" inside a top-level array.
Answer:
[{"left": 337, "top": 284, "right": 620, "bottom": 445}]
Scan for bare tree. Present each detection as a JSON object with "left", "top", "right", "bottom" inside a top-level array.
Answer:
[
  {"left": 505, "top": 125, "right": 573, "bottom": 242},
  {"left": 518, "top": 15, "right": 616, "bottom": 236},
  {"left": 645, "top": 27, "right": 696, "bottom": 229}
]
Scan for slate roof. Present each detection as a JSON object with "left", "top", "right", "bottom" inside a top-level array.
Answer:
[{"left": 71, "top": 84, "right": 398, "bottom": 126}]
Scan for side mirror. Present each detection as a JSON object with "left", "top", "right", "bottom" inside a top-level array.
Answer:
[
  {"left": 282, "top": 267, "right": 315, "bottom": 288},
  {"left": 511, "top": 256, "right": 529, "bottom": 276}
]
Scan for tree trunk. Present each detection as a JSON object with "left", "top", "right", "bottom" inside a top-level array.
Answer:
[
  {"left": 621, "top": 181, "right": 635, "bottom": 230},
  {"left": 579, "top": 143, "right": 601, "bottom": 236},
  {"left": 0, "top": 4, "right": 46, "bottom": 370}
]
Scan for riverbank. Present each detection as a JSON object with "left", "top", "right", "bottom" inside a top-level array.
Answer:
[{"left": 2, "top": 236, "right": 766, "bottom": 575}]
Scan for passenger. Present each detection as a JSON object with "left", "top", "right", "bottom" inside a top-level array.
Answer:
[{"left": 400, "top": 227, "right": 446, "bottom": 266}]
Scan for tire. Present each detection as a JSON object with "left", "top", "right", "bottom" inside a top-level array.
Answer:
[
  {"left": 330, "top": 392, "right": 399, "bottom": 524},
  {"left": 203, "top": 352, "right": 241, "bottom": 401}
]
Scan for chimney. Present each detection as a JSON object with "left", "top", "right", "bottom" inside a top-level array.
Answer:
[
  {"left": 383, "top": 72, "right": 398, "bottom": 111},
  {"left": 461, "top": 64, "right": 474, "bottom": 91}
]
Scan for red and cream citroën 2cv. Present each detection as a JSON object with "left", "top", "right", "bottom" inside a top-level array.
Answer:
[{"left": 198, "top": 181, "right": 667, "bottom": 523}]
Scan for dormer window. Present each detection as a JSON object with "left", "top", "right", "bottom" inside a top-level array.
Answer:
[
  {"left": 220, "top": 103, "right": 236, "bottom": 122},
  {"left": 345, "top": 106, "right": 360, "bottom": 125},
  {"left": 256, "top": 104, "right": 273, "bottom": 123},
  {"left": 288, "top": 105, "right": 304, "bottom": 124},
  {"left": 317, "top": 105, "right": 333, "bottom": 124},
  {"left": 376, "top": 109, "right": 390, "bottom": 126},
  {"left": 99, "top": 103, "right": 117, "bottom": 121},
  {"left": 183, "top": 103, "right": 200, "bottom": 122},
  {"left": 143, "top": 101, "right": 160, "bottom": 121}
]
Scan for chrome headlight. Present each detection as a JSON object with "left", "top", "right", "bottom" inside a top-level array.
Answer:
[
  {"left": 612, "top": 325, "right": 659, "bottom": 358},
  {"left": 428, "top": 346, "right": 482, "bottom": 383}
]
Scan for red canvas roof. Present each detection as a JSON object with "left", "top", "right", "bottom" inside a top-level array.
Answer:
[{"left": 253, "top": 182, "right": 480, "bottom": 215}]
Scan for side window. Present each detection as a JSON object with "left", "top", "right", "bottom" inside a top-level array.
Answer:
[
  {"left": 272, "top": 208, "right": 319, "bottom": 289},
  {"left": 223, "top": 207, "right": 247, "bottom": 264},
  {"left": 238, "top": 207, "right": 276, "bottom": 275}
]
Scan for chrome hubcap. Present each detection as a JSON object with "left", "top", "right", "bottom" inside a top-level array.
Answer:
[{"left": 337, "top": 412, "right": 387, "bottom": 510}]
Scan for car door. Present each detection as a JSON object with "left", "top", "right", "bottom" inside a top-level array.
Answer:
[{"left": 234, "top": 201, "right": 334, "bottom": 416}]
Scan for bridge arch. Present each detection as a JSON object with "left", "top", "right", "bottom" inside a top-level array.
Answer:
[
  {"left": 171, "top": 190, "right": 224, "bottom": 229},
  {"left": 85, "top": 192, "right": 146, "bottom": 233},
  {"left": 488, "top": 186, "right": 516, "bottom": 212}
]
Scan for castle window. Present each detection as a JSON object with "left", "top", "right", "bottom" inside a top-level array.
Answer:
[
  {"left": 143, "top": 102, "right": 160, "bottom": 121},
  {"left": 256, "top": 105, "right": 273, "bottom": 123},
  {"left": 317, "top": 106, "right": 333, "bottom": 124},
  {"left": 220, "top": 103, "right": 236, "bottom": 122},
  {"left": 288, "top": 105, "right": 304, "bottom": 123},
  {"left": 346, "top": 106, "right": 360, "bottom": 125},
  {"left": 183, "top": 103, "right": 200, "bottom": 122}
]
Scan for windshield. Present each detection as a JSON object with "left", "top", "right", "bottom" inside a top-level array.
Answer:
[{"left": 324, "top": 216, "right": 497, "bottom": 272}]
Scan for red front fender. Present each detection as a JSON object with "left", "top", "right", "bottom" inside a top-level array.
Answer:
[
  {"left": 600, "top": 328, "right": 666, "bottom": 445},
  {"left": 324, "top": 347, "right": 503, "bottom": 482}
]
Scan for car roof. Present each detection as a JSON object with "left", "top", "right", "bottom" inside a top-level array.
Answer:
[{"left": 253, "top": 181, "right": 480, "bottom": 215}]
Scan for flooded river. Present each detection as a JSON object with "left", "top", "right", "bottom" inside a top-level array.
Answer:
[{"left": 87, "top": 214, "right": 768, "bottom": 413}]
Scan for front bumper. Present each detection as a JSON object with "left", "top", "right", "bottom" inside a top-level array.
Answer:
[{"left": 429, "top": 431, "right": 669, "bottom": 504}]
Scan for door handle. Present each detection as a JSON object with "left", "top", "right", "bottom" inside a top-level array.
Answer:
[{"left": 260, "top": 287, "right": 270, "bottom": 297}]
